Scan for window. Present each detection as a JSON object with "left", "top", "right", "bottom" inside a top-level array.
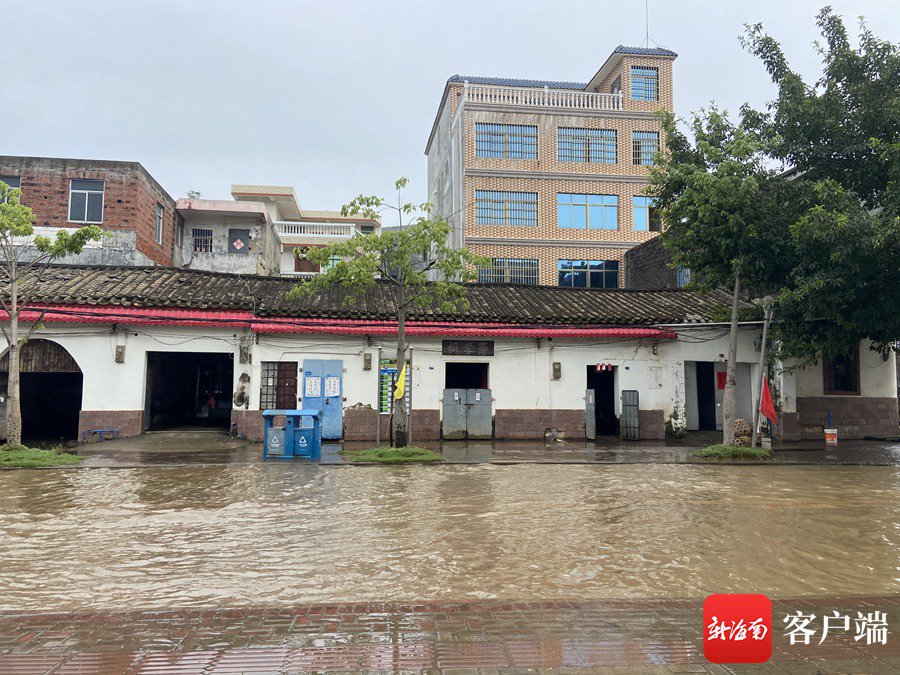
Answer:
[
  {"left": 155, "top": 204, "right": 164, "bottom": 244},
  {"left": 175, "top": 219, "right": 184, "bottom": 247},
  {"left": 0, "top": 175, "right": 20, "bottom": 203},
  {"left": 260, "top": 361, "right": 299, "bottom": 410},
  {"left": 379, "top": 359, "right": 410, "bottom": 414},
  {"left": 633, "top": 196, "right": 661, "bottom": 231},
  {"left": 677, "top": 267, "right": 692, "bottom": 288},
  {"left": 557, "top": 193, "right": 618, "bottom": 230},
  {"left": 558, "top": 260, "right": 619, "bottom": 288},
  {"left": 610, "top": 75, "right": 622, "bottom": 96},
  {"left": 557, "top": 128, "right": 616, "bottom": 164},
  {"left": 823, "top": 350, "right": 860, "bottom": 395},
  {"left": 633, "top": 131, "right": 660, "bottom": 165},
  {"left": 477, "top": 258, "right": 538, "bottom": 285},
  {"left": 631, "top": 66, "right": 658, "bottom": 101},
  {"left": 192, "top": 228, "right": 213, "bottom": 253},
  {"left": 359, "top": 224, "right": 375, "bottom": 234},
  {"left": 68, "top": 178, "right": 104, "bottom": 223},
  {"left": 475, "top": 123, "right": 538, "bottom": 159},
  {"left": 475, "top": 190, "right": 537, "bottom": 227},
  {"left": 322, "top": 254, "right": 342, "bottom": 272}
]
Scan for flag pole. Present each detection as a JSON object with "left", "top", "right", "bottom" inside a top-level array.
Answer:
[{"left": 751, "top": 302, "right": 774, "bottom": 448}]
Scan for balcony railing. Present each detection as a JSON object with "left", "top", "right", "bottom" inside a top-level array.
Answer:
[
  {"left": 281, "top": 270, "right": 318, "bottom": 278},
  {"left": 463, "top": 82, "right": 623, "bottom": 111},
  {"left": 275, "top": 221, "right": 357, "bottom": 238}
]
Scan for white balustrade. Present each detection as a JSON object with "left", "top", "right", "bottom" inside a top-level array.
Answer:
[{"left": 464, "top": 83, "right": 623, "bottom": 111}]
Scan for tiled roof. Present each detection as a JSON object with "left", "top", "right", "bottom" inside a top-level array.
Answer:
[
  {"left": 5, "top": 266, "right": 734, "bottom": 326},
  {"left": 447, "top": 75, "right": 587, "bottom": 90},
  {"left": 614, "top": 45, "right": 678, "bottom": 57}
]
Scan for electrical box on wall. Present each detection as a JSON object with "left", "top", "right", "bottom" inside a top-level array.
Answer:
[
  {"left": 115, "top": 345, "right": 125, "bottom": 363},
  {"left": 363, "top": 353, "right": 372, "bottom": 370},
  {"left": 552, "top": 361, "right": 561, "bottom": 380}
]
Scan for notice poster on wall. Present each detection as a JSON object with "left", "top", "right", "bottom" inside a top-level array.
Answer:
[
  {"left": 324, "top": 377, "right": 341, "bottom": 397},
  {"left": 305, "top": 377, "right": 321, "bottom": 398}
]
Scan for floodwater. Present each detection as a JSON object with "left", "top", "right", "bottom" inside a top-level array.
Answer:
[{"left": 0, "top": 464, "right": 897, "bottom": 611}]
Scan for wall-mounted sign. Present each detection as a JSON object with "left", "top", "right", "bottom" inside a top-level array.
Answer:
[{"left": 442, "top": 340, "right": 494, "bottom": 356}]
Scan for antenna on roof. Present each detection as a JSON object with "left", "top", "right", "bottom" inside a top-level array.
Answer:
[
  {"left": 641, "top": 1, "right": 672, "bottom": 51},
  {"left": 644, "top": 0, "right": 650, "bottom": 48}
]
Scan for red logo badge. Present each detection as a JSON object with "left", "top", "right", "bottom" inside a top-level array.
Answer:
[{"left": 703, "top": 594, "right": 772, "bottom": 664}]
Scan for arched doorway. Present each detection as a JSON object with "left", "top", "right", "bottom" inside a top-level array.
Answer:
[{"left": 0, "top": 339, "right": 83, "bottom": 442}]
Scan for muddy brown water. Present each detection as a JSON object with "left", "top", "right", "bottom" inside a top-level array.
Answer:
[{"left": 0, "top": 464, "right": 897, "bottom": 611}]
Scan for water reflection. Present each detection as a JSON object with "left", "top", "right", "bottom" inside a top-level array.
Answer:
[{"left": 0, "top": 464, "right": 897, "bottom": 611}]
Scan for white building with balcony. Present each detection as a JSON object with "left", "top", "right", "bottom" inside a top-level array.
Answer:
[
  {"left": 175, "top": 198, "right": 280, "bottom": 275},
  {"left": 231, "top": 184, "right": 380, "bottom": 278}
]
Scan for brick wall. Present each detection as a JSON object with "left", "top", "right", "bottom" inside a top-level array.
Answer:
[
  {"left": 624, "top": 236, "right": 677, "bottom": 289},
  {"left": 797, "top": 396, "right": 898, "bottom": 440},
  {"left": 0, "top": 156, "right": 177, "bottom": 266},
  {"left": 79, "top": 410, "right": 143, "bottom": 442}
]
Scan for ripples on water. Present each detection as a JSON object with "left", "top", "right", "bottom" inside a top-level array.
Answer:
[{"left": 0, "top": 464, "right": 897, "bottom": 610}]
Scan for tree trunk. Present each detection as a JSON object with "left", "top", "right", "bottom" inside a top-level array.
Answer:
[
  {"left": 392, "top": 308, "right": 409, "bottom": 448},
  {"left": 722, "top": 272, "right": 741, "bottom": 447},
  {"left": 6, "top": 277, "right": 21, "bottom": 447}
]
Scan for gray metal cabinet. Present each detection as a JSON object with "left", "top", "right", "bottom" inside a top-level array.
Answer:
[{"left": 442, "top": 388, "right": 492, "bottom": 439}]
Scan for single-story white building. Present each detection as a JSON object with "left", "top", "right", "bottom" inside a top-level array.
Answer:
[{"left": 1, "top": 266, "right": 896, "bottom": 444}]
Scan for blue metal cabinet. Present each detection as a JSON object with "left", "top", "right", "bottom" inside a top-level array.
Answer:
[
  {"left": 262, "top": 409, "right": 323, "bottom": 459},
  {"left": 302, "top": 360, "right": 343, "bottom": 439}
]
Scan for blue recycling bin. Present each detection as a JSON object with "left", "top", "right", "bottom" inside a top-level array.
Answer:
[{"left": 262, "top": 409, "right": 323, "bottom": 459}]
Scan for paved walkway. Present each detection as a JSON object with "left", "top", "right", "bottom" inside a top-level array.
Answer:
[
  {"left": 68, "top": 431, "right": 900, "bottom": 468},
  {"left": 0, "top": 596, "right": 897, "bottom": 673}
]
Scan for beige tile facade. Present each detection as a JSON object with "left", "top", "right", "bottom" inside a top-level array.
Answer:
[{"left": 427, "top": 48, "right": 676, "bottom": 287}]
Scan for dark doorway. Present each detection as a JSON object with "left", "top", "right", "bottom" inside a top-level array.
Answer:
[
  {"left": 21, "top": 372, "right": 83, "bottom": 441},
  {"left": 145, "top": 352, "right": 234, "bottom": 430},
  {"left": 1, "top": 339, "right": 83, "bottom": 443},
  {"left": 695, "top": 362, "right": 717, "bottom": 430},
  {"left": 586, "top": 366, "right": 617, "bottom": 436},
  {"left": 445, "top": 362, "right": 489, "bottom": 389}
]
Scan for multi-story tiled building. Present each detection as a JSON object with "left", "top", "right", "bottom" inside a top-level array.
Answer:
[
  {"left": 0, "top": 155, "right": 179, "bottom": 266},
  {"left": 425, "top": 46, "right": 676, "bottom": 287}
]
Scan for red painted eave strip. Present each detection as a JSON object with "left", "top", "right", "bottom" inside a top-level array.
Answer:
[{"left": 1, "top": 304, "right": 678, "bottom": 339}]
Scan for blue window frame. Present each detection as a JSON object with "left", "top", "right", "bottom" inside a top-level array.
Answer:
[
  {"left": 631, "top": 66, "right": 658, "bottom": 101},
  {"left": 632, "top": 196, "right": 661, "bottom": 231},
  {"left": 475, "top": 190, "right": 538, "bottom": 227},
  {"left": 557, "top": 193, "right": 618, "bottom": 230},
  {"left": 557, "top": 259, "right": 619, "bottom": 288},
  {"left": 475, "top": 123, "right": 538, "bottom": 159},
  {"left": 557, "top": 127, "right": 616, "bottom": 164},
  {"left": 633, "top": 131, "right": 659, "bottom": 166},
  {"left": 677, "top": 267, "right": 692, "bottom": 288}
]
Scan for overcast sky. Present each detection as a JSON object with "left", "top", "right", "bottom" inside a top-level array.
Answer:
[{"left": 2, "top": 1, "right": 897, "bottom": 217}]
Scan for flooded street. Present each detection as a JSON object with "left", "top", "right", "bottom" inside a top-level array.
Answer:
[{"left": 1, "top": 464, "right": 897, "bottom": 611}]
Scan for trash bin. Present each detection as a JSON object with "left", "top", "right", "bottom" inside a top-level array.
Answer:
[{"left": 262, "top": 409, "right": 323, "bottom": 459}]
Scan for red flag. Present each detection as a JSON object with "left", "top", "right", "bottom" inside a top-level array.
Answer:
[{"left": 760, "top": 376, "right": 777, "bottom": 426}]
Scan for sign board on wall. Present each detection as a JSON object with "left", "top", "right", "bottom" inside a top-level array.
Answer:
[{"left": 442, "top": 340, "right": 494, "bottom": 356}]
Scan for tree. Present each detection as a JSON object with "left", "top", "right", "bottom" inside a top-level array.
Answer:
[
  {"left": 185, "top": 190, "right": 202, "bottom": 199},
  {"left": 0, "top": 180, "right": 104, "bottom": 446},
  {"left": 741, "top": 7, "right": 900, "bottom": 363},
  {"left": 649, "top": 109, "right": 803, "bottom": 445},
  {"left": 286, "top": 178, "right": 488, "bottom": 447}
]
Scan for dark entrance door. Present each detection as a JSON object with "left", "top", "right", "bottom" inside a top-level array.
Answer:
[
  {"left": 144, "top": 352, "right": 234, "bottom": 430},
  {"left": 445, "top": 362, "right": 488, "bottom": 389},
  {"left": 695, "top": 361, "right": 717, "bottom": 430},
  {"left": 586, "top": 366, "right": 617, "bottom": 436}
]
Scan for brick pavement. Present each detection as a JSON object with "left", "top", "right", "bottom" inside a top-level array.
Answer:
[{"left": 0, "top": 596, "right": 897, "bottom": 673}]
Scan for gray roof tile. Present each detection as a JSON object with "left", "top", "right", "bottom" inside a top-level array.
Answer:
[{"left": 6, "top": 265, "right": 732, "bottom": 326}]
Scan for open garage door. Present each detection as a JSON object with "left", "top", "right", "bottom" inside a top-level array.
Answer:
[
  {"left": 0, "top": 339, "right": 83, "bottom": 443},
  {"left": 144, "top": 352, "right": 234, "bottom": 430}
]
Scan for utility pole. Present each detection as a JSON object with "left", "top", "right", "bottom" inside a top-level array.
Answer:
[{"left": 751, "top": 302, "right": 774, "bottom": 448}]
